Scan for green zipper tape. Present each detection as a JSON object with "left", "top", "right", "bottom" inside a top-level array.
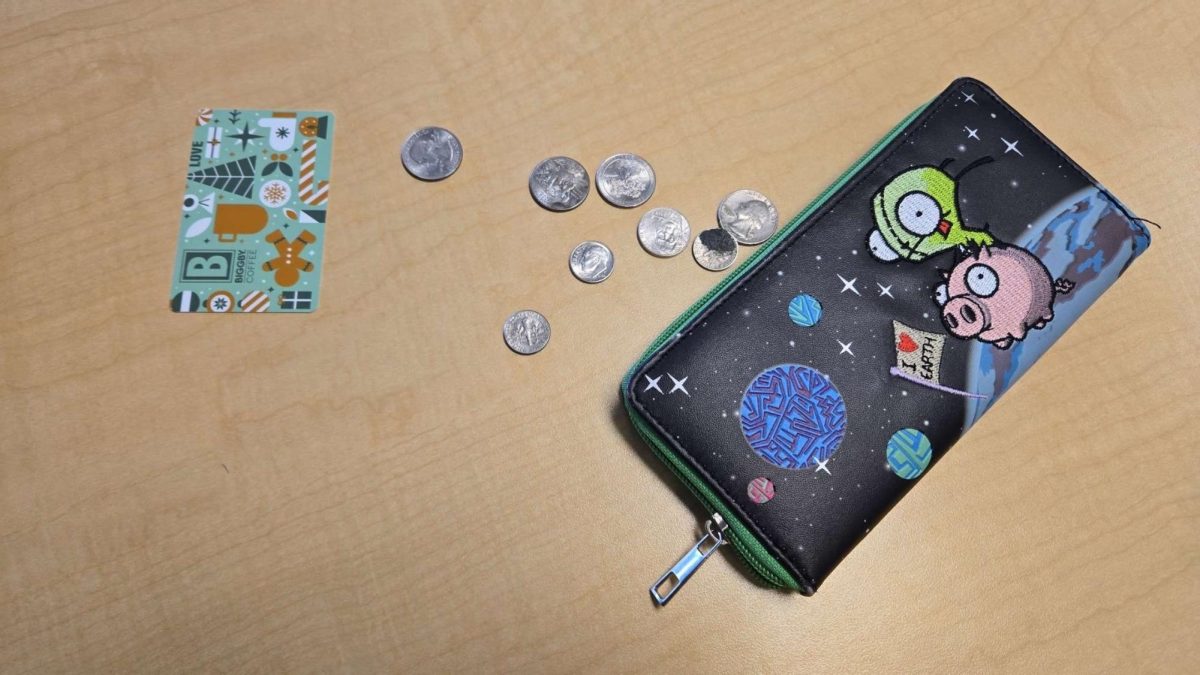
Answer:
[{"left": 621, "top": 101, "right": 930, "bottom": 591}]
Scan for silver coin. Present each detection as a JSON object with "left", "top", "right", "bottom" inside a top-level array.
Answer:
[
  {"left": 401, "top": 126, "right": 462, "bottom": 181},
  {"left": 569, "top": 241, "right": 614, "bottom": 283},
  {"left": 529, "top": 156, "right": 590, "bottom": 211},
  {"left": 637, "top": 207, "right": 691, "bottom": 257},
  {"left": 503, "top": 310, "right": 551, "bottom": 355},
  {"left": 596, "top": 153, "right": 655, "bottom": 208},
  {"left": 692, "top": 228, "right": 738, "bottom": 271},
  {"left": 717, "top": 189, "right": 778, "bottom": 245}
]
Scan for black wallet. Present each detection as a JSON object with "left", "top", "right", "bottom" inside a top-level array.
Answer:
[{"left": 622, "top": 77, "right": 1151, "bottom": 604}]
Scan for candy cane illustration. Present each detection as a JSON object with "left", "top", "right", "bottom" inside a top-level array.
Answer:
[{"left": 298, "top": 139, "right": 329, "bottom": 206}]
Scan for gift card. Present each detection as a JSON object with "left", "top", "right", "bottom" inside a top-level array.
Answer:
[{"left": 170, "top": 109, "right": 334, "bottom": 313}]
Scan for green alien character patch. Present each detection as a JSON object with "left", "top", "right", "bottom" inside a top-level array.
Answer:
[{"left": 867, "top": 157, "right": 995, "bottom": 263}]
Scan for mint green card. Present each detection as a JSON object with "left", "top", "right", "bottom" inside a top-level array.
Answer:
[{"left": 170, "top": 109, "right": 334, "bottom": 313}]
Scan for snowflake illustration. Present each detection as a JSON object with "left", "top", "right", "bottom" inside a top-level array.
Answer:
[
  {"left": 275, "top": 127, "right": 290, "bottom": 139},
  {"left": 263, "top": 183, "right": 288, "bottom": 204},
  {"left": 211, "top": 296, "right": 229, "bottom": 311}
]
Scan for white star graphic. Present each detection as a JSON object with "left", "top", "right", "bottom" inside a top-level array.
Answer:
[
  {"left": 837, "top": 274, "right": 860, "bottom": 296},
  {"left": 876, "top": 282, "right": 893, "bottom": 298},
  {"left": 668, "top": 374, "right": 689, "bottom": 396},
  {"left": 643, "top": 374, "right": 663, "bottom": 393},
  {"left": 815, "top": 458, "right": 831, "bottom": 475},
  {"left": 1001, "top": 137, "right": 1024, "bottom": 156},
  {"left": 837, "top": 340, "right": 854, "bottom": 356},
  {"left": 964, "top": 126, "right": 979, "bottom": 140},
  {"left": 963, "top": 92, "right": 977, "bottom": 104}
]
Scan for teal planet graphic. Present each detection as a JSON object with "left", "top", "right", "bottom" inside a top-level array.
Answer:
[
  {"left": 964, "top": 187, "right": 1152, "bottom": 427},
  {"left": 787, "top": 293, "right": 822, "bottom": 327},
  {"left": 885, "top": 428, "right": 932, "bottom": 479}
]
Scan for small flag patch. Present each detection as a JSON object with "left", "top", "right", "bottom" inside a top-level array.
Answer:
[{"left": 892, "top": 320, "right": 945, "bottom": 384}]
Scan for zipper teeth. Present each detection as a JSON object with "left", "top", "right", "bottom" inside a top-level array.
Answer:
[{"left": 622, "top": 101, "right": 930, "bottom": 590}]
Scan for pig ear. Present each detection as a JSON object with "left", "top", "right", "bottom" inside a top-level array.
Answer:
[{"left": 979, "top": 244, "right": 992, "bottom": 259}]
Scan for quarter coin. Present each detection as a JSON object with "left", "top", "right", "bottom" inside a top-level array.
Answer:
[
  {"left": 503, "top": 310, "right": 551, "bottom": 355},
  {"left": 529, "top": 156, "right": 590, "bottom": 211},
  {"left": 401, "top": 126, "right": 462, "bottom": 181},
  {"left": 637, "top": 207, "right": 690, "bottom": 257},
  {"left": 569, "top": 241, "right": 614, "bottom": 283},
  {"left": 596, "top": 153, "right": 655, "bottom": 208},
  {"left": 717, "top": 189, "right": 778, "bottom": 245},
  {"left": 692, "top": 228, "right": 739, "bottom": 271}
]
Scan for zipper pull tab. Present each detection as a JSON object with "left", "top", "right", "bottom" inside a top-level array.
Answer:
[{"left": 650, "top": 513, "right": 729, "bottom": 606}]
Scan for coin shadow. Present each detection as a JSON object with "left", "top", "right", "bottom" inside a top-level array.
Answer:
[{"left": 608, "top": 399, "right": 784, "bottom": 594}]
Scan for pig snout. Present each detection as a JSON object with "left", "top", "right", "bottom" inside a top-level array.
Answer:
[{"left": 942, "top": 296, "right": 988, "bottom": 338}]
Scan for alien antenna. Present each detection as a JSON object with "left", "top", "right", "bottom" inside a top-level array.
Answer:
[{"left": 954, "top": 156, "right": 994, "bottom": 179}]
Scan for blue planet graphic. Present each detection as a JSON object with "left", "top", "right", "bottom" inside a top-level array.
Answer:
[
  {"left": 787, "top": 293, "right": 823, "bottom": 327},
  {"left": 885, "top": 428, "right": 933, "bottom": 479},
  {"left": 740, "top": 364, "right": 847, "bottom": 470},
  {"left": 963, "top": 187, "right": 1151, "bottom": 427}
]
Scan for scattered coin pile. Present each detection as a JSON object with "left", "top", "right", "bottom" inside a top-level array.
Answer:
[
  {"left": 692, "top": 227, "right": 738, "bottom": 271},
  {"left": 400, "top": 126, "right": 779, "bottom": 355},
  {"left": 638, "top": 207, "right": 690, "bottom": 257},
  {"left": 502, "top": 310, "right": 551, "bottom": 355},
  {"left": 569, "top": 241, "right": 614, "bottom": 284},
  {"left": 401, "top": 126, "right": 462, "bottom": 181},
  {"left": 595, "top": 153, "right": 656, "bottom": 208},
  {"left": 529, "top": 156, "right": 590, "bottom": 211},
  {"left": 717, "top": 189, "right": 779, "bottom": 245}
]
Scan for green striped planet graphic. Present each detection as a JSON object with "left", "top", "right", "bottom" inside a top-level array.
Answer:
[{"left": 885, "top": 428, "right": 932, "bottom": 479}]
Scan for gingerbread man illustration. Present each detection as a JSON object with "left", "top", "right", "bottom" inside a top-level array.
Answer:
[{"left": 262, "top": 229, "right": 316, "bottom": 287}]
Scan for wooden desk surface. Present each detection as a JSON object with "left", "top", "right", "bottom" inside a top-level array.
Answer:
[{"left": 2, "top": 1, "right": 1197, "bottom": 671}]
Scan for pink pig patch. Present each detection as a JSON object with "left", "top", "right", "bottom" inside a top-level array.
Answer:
[{"left": 935, "top": 244, "right": 1074, "bottom": 349}]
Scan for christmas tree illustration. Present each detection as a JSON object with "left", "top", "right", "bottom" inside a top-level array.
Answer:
[{"left": 187, "top": 156, "right": 257, "bottom": 198}]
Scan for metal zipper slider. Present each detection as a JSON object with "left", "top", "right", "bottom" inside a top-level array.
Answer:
[{"left": 650, "top": 513, "right": 729, "bottom": 606}]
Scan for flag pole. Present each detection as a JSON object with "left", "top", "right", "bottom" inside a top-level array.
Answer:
[{"left": 888, "top": 367, "right": 989, "bottom": 399}]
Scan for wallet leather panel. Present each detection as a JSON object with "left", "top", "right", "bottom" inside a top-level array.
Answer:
[{"left": 627, "top": 78, "right": 1150, "bottom": 591}]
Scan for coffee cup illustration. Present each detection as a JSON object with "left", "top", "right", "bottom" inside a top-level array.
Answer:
[{"left": 213, "top": 203, "right": 268, "bottom": 243}]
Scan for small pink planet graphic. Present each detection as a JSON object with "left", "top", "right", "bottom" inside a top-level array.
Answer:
[{"left": 747, "top": 477, "right": 775, "bottom": 504}]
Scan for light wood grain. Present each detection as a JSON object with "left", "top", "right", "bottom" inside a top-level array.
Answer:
[{"left": 1, "top": 0, "right": 1197, "bottom": 672}]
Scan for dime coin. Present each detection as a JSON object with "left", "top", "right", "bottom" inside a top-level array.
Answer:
[
  {"left": 529, "top": 156, "right": 590, "bottom": 211},
  {"left": 401, "top": 126, "right": 462, "bottom": 181},
  {"left": 596, "top": 153, "right": 655, "bottom": 208},
  {"left": 503, "top": 310, "right": 551, "bottom": 355},
  {"left": 637, "top": 207, "right": 690, "bottom": 257},
  {"left": 569, "top": 241, "right": 614, "bottom": 284},
  {"left": 692, "top": 228, "right": 738, "bottom": 271},
  {"left": 717, "top": 189, "right": 778, "bottom": 245}
]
